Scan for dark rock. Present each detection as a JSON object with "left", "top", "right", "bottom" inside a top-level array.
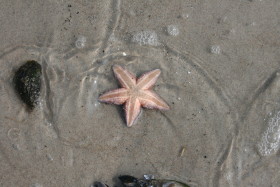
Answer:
[
  {"left": 119, "top": 176, "right": 139, "bottom": 187},
  {"left": 14, "top": 60, "right": 42, "bottom": 110}
]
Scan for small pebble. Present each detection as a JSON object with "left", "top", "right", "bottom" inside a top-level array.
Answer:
[
  {"left": 46, "top": 154, "right": 54, "bottom": 161},
  {"left": 179, "top": 146, "right": 186, "bottom": 157}
]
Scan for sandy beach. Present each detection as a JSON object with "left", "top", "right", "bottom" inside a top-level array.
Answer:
[{"left": 0, "top": 0, "right": 280, "bottom": 186}]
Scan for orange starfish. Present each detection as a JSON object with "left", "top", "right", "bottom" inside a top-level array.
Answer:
[{"left": 99, "top": 65, "right": 170, "bottom": 127}]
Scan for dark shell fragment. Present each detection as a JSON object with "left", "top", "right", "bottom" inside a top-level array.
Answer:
[
  {"left": 119, "top": 175, "right": 139, "bottom": 187},
  {"left": 95, "top": 175, "right": 190, "bottom": 187},
  {"left": 14, "top": 60, "right": 42, "bottom": 110},
  {"left": 94, "top": 182, "right": 110, "bottom": 187},
  {"left": 118, "top": 175, "right": 190, "bottom": 187}
]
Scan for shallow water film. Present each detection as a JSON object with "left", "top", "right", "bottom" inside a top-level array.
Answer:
[{"left": 0, "top": 0, "right": 280, "bottom": 186}]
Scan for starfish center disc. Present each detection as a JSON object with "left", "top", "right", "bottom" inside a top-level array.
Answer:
[{"left": 128, "top": 88, "right": 141, "bottom": 97}]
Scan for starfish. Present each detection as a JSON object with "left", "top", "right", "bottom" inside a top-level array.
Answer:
[{"left": 99, "top": 65, "right": 170, "bottom": 127}]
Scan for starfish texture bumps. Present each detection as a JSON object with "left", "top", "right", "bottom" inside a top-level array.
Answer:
[{"left": 99, "top": 65, "right": 170, "bottom": 127}]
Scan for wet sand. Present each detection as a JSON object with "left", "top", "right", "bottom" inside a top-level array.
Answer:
[{"left": 0, "top": 0, "right": 280, "bottom": 186}]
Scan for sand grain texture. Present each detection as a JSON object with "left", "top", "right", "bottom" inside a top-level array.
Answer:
[{"left": 0, "top": 0, "right": 280, "bottom": 186}]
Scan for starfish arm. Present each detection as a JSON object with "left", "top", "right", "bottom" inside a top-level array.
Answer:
[
  {"left": 113, "top": 65, "right": 136, "bottom": 89},
  {"left": 136, "top": 69, "right": 161, "bottom": 90},
  {"left": 125, "top": 98, "right": 141, "bottom": 127},
  {"left": 99, "top": 88, "right": 128, "bottom": 105},
  {"left": 139, "top": 90, "right": 170, "bottom": 110}
]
